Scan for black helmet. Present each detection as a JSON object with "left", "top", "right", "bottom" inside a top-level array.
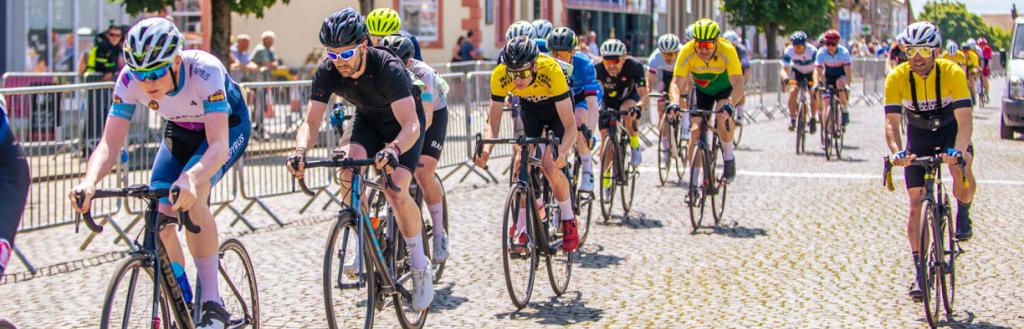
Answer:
[
  {"left": 500, "top": 36, "right": 539, "bottom": 70},
  {"left": 547, "top": 27, "right": 578, "bottom": 52},
  {"left": 380, "top": 33, "right": 415, "bottom": 63},
  {"left": 320, "top": 8, "right": 368, "bottom": 48}
]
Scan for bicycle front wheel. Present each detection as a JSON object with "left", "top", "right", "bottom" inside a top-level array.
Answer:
[
  {"left": 545, "top": 204, "right": 573, "bottom": 297},
  {"left": 218, "top": 238, "right": 260, "bottom": 328},
  {"left": 657, "top": 121, "right": 672, "bottom": 186},
  {"left": 687, "top": 147, "right": 707, "bottom": 232},
  {"left": 502, "top": 186, "right": 538, "bottom": 310},
  {"left": 392, "top": 227, "right": 429, "bottom": 329},
  {"left": 942, "top": 200, "right": 958, "bottom": 318},
  {"left": 100, "top": 255, "right": 172, "bottom": 329},
  {"left": 710, "top": 138, "right": 728, "bottom": 226},
  {"left": 324, "top": 212, "right": 376, "bottom": 329},
  {"left": 575, "top": 186, "right": 594, "bottom": 249},
  {"left": 919, "top": 200, "right": 944, "bottom": 328},
  {"left": 796, "top": 104, "right": 806, "bottom": 155},
  {"left": 598, "top": 137, "right": 618, "bottom": 223}
]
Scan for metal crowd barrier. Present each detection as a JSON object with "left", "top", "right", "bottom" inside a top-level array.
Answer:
[
  {"left": 1, "top": 72, "right": 79, "bottom": 89},
  {"left": 429, "top": 60, "right": 498, "bottom": 75},
  {"left": 237, "top": 80, "right": 337, "bottom": 224}
]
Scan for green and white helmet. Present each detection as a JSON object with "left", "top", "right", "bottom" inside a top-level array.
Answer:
[{"left": 123, "top": 18, "right": 183, "bottom": 70}]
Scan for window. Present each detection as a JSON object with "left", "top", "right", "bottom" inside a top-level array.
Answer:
[
  {"left": 1014, "top": 24, "right": 1024, "bottom": 59},
  {"left": 400, "top": 0, "right": 440, "bottom": 43}
]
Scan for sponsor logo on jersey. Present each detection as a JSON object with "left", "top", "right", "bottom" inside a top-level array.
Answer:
[
  {"left": 695, "top": 79, "right": 712, "bottom": 88},
  {"left": 208, "top": 90, "right": 225, "bottom": 102},
  {"left": 113, "top": 95, "right": 123, "bottom": 104},
  {"left": 191, "top": 65, "right": 212, "bottom": 81},
  {"left": 148, "top": 100, "right": 160, "bottom": 111}
]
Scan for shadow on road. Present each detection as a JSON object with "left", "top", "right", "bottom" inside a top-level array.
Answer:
[
  {"left": 574, "top": 244, "right": 625, "bottom": 269},
  {"left": 430, "top": 282, "right": 470, "bottom": 312},
  {"left": 692, "top": 222, "right": 768, "bottom": 238},
  {"left": 598, "top": 213, "right": 664, "bottom": 229},
  {"left": 803, "top": 150, "right": 868, "bottom": 163},
  {"left": 921, "top": 310, "right": 1015, "bottom": 329},
  {"left": 494, "top": 291, "right": 604, "bottom": 325}
]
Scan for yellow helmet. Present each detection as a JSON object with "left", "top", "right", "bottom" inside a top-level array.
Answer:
[
  {"left": 367, "top": 8, "right": 401, "bottom": 36},
  {"left": 692, "top": 18, "right": 720, "bottom": 41}
]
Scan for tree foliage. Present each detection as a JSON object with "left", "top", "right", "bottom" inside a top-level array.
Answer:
[
  {"left": 919, "top": 1, "right": 1011, "bottom": 50},
  {"left": 110, "top": 0, "right": 290, "bottom": 63},
  {"left": 722, "top": 0, "right": 835, "bottom": 58}
]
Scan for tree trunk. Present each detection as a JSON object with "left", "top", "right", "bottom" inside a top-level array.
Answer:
[
  {"left": 210, "top": 0, "right": 232, "bottom": 65},
  {"left": 359, "top": 0, "right": 374, "bottom": 14},
  {"left": 765, "top": 22, "right": 779, "bottom": 59}
]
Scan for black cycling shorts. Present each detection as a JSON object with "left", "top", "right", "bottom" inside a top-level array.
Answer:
[
  {"left": 350, "top": 110, "right": 426, "bottom": 172},
  {"left": 521, "top": 102, "right": 565, "bottom": 141},
  {"left": 603, "top": 91, "right": 641, "bottom": 113},
  {"left": 693, "top": 87, "right": 733, "bottom": 117},
  {"left": 825, "top": 73, "right": 846, "bottom": 88},
  {"left": 792, "top": 70, "right": 814, "bottom": 88},
  {"left": 904, "top": 122, "right": 974, "bottom": 188},
  {"left": 0, "top": 129, "right": 30, "bottom": 276},
  {"left": 420, "top": 107, "right": 448, "bottom": 160}
]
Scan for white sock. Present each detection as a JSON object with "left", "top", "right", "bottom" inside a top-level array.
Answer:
[
  {"left": 682, "top": 115, "right": 691, "bottom": 132},
  {"left": 581, "top": 155, "right": 593, "bottom": 173},
  {"left": 722, "top": 141, "right": 735, "bottom": 161},
  {"left": 558, "top": 198, "right": 574, "bottom": 221},
  {"left": 427, "top": 203, "right": 445, "bottom": 238},
  {"left": 736, "top": 105, "right": 745, "bottom": 117},
  {"left": 195, "top": 255, "right": 220, "bottom": 304},
  {"left": 404, "top": 234, "right": 428, "bottom": 270},
  {"left": 517, "top": 207, "right": 527, "bottom": 232}
]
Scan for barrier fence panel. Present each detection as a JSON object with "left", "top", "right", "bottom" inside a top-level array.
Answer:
[
  {"left": 238, "top": 80, "right": 335, "bottom": 225},
  {"left": 459, "top": 71, "right": 511, "bottom": 183},
  {"left": 435, "top": 73, "right": 473, "bottom": 179},
  {"left": 1, "top": 72, "right": 79, "bottom": 90}
]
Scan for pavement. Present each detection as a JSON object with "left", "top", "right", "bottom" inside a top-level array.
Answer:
[{"left": 1, "top": 78, "right": 1022, "bottom": 328}]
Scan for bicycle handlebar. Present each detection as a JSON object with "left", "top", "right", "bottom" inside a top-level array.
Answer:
[
  {"left": 882, "top": 155, "right": 968, "bottom": 191},
  {"left": 473, "top": 133, "right": 561, "bottom": 169},
  {"left": 73, "top": 186, "right": 198, "bottom": 234},
  {"left": 289, "top": 157, "right": 400, "bottom": 197}
]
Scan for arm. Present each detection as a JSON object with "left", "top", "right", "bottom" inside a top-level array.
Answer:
[
  {"left": 952, "top": 106, "right": 972, "bottom": 152},
  {"left": 884, "top": 113, "right": 904, "bottom": 153},
  {"left": 78, "top": 55, "right": 88, "bottom": 77},
  {"left": 727, "top": 75, "right": 745, "bottom": 106},
  {"left": 554, "top": 97, "right": 578, "bottom": 161},
  {"left": 184, "top": 113, "right": 231, "bottom": 184},
  {"left": 422, "top": 101, "right": 435, "bottom": 129},
  {"left": 389, "top": 96, "right": 422, "bottom": 153},
  {"left": 482, "top": 100, "right": 504, "bottom": 154},
  {"left": 671, "top": 75, "right": 692, "bottom": 107},
  {"left": 296, "top": 100, "right": 328, "bottom": 155}
]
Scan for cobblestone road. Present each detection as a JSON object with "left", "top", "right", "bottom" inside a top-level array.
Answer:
[{"left": 2, "top": 79, "right": 1023, "bottom": 328}]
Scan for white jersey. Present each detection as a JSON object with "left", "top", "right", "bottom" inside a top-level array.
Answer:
[
  {"left": 783, "top": 45, "right": 818, "bottom": 74},
  {"left": 407, "top": 59, "right": 448, "bottom": 111},
  {"left": 110, "top": 50, "right": 237, "bottom": 125},
  {"left": 647, "top": 49, "right": 677, "bottom": 92}
]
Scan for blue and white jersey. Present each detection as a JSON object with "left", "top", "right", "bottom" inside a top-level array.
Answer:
[
  {"left": 570, "top": 51, "right": 601, "bottom": 100},
  {"left": 110, "top": 50, "right": 240, "bottom": 128},
  {"left": 647, "top": 49, "right": 677, "bottom": 92},
  {"left": 784, "top": 44, "right": 818, "bottom": 74},
  {"left": 815, "top": 45, "right": 852, "bottom": 76}
]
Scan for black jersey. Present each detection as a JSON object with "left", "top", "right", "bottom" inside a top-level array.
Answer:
[
  {"left": 311, "top": 47, "right": 423, "bottom": 123},
  {"left": 595, "top": 57, "right": 647, "bottom": 102}
]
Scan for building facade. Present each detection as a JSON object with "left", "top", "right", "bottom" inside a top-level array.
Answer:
[{"left": 832, "top": 0, "right": 910, "bottom": 43}]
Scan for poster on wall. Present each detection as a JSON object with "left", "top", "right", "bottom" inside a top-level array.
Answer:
[{"left": 400, "top": 0, "right": 439, "bottom": 43}]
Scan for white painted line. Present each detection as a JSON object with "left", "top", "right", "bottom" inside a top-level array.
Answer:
[{"left": 634, "top": 167, "right": 1024, "bottom": 186}]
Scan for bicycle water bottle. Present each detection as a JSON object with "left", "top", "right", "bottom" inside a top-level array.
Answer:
[
  {"left": 170, "top": 262, "right": 193, "bottom": 304},
  {"left": 510, "top": 95, "right": 525, "bottom": 138}
]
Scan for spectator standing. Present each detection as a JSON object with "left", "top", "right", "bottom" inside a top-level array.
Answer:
[
  {"left": 230, "top": 34, "right": 258, "bottom": 81},
  {"left": 78, "top": 24, "right": 124, "bottom": 158},
  {"left": 452, "top": 35, "right": 466, "bottom": 61},
  {"left": 458, "top": 29, "right": 482, "bottom": 62},
  {"left": 252, "top": 30, "right": 280, "bottom": 72}
]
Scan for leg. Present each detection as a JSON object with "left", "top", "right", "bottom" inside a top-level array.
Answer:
[
  {"left": 541, "top": 142, "right": 579, "bottom": 251},
  {"left": 385, "top": 166, "right": 434, "bottom": 311},
  {"left": 415, "top": 155, "right": 448, "bottom": 262},
  {"left": 620, "top": 99, "right": 642, "bottom": 166},
  {"left": 574, "top": 108, "right": 595, "bottom": 192},
  {"left": 716, "top": 110, "right": 737, "bottom": 182},
  {"left": 948, "top": 149, "right": 977, "bottom": 240}
]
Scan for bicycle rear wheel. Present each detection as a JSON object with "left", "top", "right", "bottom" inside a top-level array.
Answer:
[
  {"left": 218, "top": 238, "right": 260, "bottom": 328},
  {"left": 324, "top": 212, "right": 376, "bottom": 329},
  {"left": 544, "top": 200, "right": 573, "bottom": 296},
  {"left": 674, "top": 123, "right": 687, "bottom": 181},
  {"left": 501, "top": 186, "right": 538, "bottom": 310},
  {"left": 942, "top": 200, "right": 958, "bottom": 318},
  {"left": 573, "top": 157, "right": 594, "bottom": 247},
  {"left": 796, "top": 103, "right": 807, "bottom": 155},
  {"left": 657, "top": 121, "right": 674, "bottom": 186},
  {"left": 618, "top": 136, "right": 636, "bottom": 217},
  {"left": 833, "top": 106, "right": 844, "bottom": 160},
  {"left": 823, "top": 108, "right": 835, "bottom": 161},
  {"left": 598, "top": 137, "right": 618, "bottom": 223},
  {"left": 710, "top": 138, "right": 728, "bottom": 226},
  {"left": 392, "top": 228, "right": 429, "bottom": 328},
  {"left": 687, "top": 147, "right": 707, "bottom": 232},
  {"left": 919, "top": 201, "right": 944, "bottom": 329},
  {"left": 100, "top": 255, "right": 173, "bottom": 329}
]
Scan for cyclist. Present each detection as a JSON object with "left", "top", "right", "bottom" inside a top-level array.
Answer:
[
  {"left": 782, "top": 31, "right": 820, "bottom": 133},
  {"left": 960, "top": 41, "right": 981, "bottom": 106},
  {"left": 288, "top": 8, "right": 434, "bottom": 311},
  {"left": 474, "top": 37, "right": 580, "bottom": 252},
  {"left": 366, "top": 7, "right": 422, "bottom": 61},
  {"left": 942, "top": 39, "right": 965, "bottom": 69},
  {"left": 648, "top": 33, "right": 689, "bottom": 167},
  {"left": 668, "top": 18, "right": 744, "bottom": 183},
  {"left": 506, "top": 20, "right": 536, "bottom": 41},
  {"left": 978, "top": 37, "right": 993, "bottom": 103},
  {"left": 0, "top": 99, "right": 30, "bottom": 278},
  {"left": 815, "top": 29, "right": 853, "bottom": 127},
  {"left": 887, "top": 34, "right": 908, "bottom": 72},
  {"left": 595, "top": 38, "right": 648, "bottom": 196},
  {"left": 548, "top": 27, "right": 602, "bottom": 192},
  {"left": 722, "top": 31, "right": 751, "bottom": 124},
  {"left": 883, "top": 22, "right": 976, "bottom": 300},
  {"left": 69, "top": 18, "right": 251, "bottom": 328},
  {"left": 532, "top": 19, "right": 554, "bottom": 39},
  {"left": 380, "top": 34, "right": 451, "bottom": 263}
]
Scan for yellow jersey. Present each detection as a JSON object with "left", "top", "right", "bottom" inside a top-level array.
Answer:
[
  {"left": 490, "top": 54, "right": 571, "bottom": 104},
  {"left": 673, "top": 38, "right": 743, "bottom": 95},
  {"left": 961, "top": 50, "right": 979, "bottom": 71},
  {"left": 941, "top": 52, "right": 965, "bottom": 67},
  {"left": 883, "top": 58, "right": 971, "bottom": 115}
]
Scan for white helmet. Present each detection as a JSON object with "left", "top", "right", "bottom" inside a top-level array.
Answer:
[
  {"left": 123, "top": 18, "right": 184, "bottom": 70},
  {"left": 657, "top": 34, "right": 680, "bottom": 53},
  {"left": 722, "top": 31, "right": 741, "bottom": 45},
  {"left": 685, "top": 24, "right": 696, "bottom": 41},
  {"left": 945, "top": 40, "right": 959, "bottom": 56},
  {"left": 965, "top": 38, "right": 977, "bottom": 48},
  {"left": 600, "top": 39, "right": 627, "bottom": 57},
  {"left": 532, "top": 19, "right": 554, "bottom": 39},
  {"left": 506, "top": 21, "right": 536, "bottom": 40},
  {"left": 900, "top": 21, "right": 941, "bottom": 48}
]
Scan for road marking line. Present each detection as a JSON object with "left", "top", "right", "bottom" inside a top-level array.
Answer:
[{"left": 634, "top": 167, "right": 1024, "bottom": 186}]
